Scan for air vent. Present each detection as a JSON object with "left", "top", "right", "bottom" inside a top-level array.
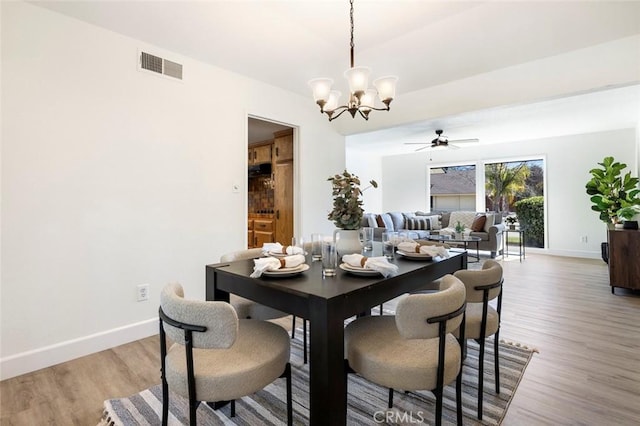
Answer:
[{"left": 139, "top": 51, "right": 183, "bottom": 80}]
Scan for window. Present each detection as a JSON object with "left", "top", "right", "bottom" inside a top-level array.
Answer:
[
  {"left": 485, "top": 159, "right": 545, "bottom": 248},
  {"left": 429, "top": 165, "right": 476, "bottom": 212}
]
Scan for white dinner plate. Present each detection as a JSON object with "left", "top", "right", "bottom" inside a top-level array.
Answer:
[
  {"left": 396, "top": 250, "right": 433, "bottom": 260},
  {"left": 339, "top": 263, "right": 382, "bottom": 276},
  {"left": 262, "top": 263, "right": 309, "bottom": 277}
]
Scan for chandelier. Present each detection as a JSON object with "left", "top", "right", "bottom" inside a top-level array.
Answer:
[{"left": 309, "top": 0, "right": 398, "bottom": 121}]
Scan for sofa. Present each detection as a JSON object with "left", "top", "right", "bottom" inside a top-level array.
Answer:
[{"left": 361, "top": 211, "right": 505, "bottom": 258}]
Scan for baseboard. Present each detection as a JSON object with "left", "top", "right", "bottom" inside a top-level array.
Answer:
[
  {"left": 539, "top": 248, "right": 602, "bottom": 260},
  {"left": 0, "top": 318, "right": 158, "bottom": 381}
]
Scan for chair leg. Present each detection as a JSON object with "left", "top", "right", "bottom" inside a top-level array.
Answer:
[
  {"left": 230, "top": 400, "right": 236, "bottom": 417},
  {"left": 291, "top": 316, "right": 296, "bottom": 339},
  {"left": 434, "top": 388, "right": 443, "bottom": 426},
  {"left": 379, "top": 304, "right": 384, "bottom": 315},
  {"left": 477, "top": 337, "right": 485, "bottom": 420},
  {"left": 456, "top": 367, "right": 463, "bottom": 426},
  {"left": 388, "top": 388, "right": 394, "bottom": 408},
  {"left": 494, "top": 332, "right": 501, "bottom": 393},
  {"left": 285, "top": 363, "right": 293, "bottom": 426},
  {"left": 161, "top": 379, "right": 169, "bottom": 426},
  {"left": 188, "top": 398, "right": 198, "bottom": 426},
  {"left": 303, "top": 319, "right": 308, "bottom": 364}
]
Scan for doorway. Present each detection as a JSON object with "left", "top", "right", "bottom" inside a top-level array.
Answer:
[{"left": 247, "top": 117, "right": 296, "bottom": 248}]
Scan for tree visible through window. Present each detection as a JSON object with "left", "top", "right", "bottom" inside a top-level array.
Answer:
[{"left": 485, "top": 159, "right": 544, "bottom": 247}]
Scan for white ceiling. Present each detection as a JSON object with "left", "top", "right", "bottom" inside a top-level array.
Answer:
[{"left": 31, "top": 0, "right": 640, "bottom": 154}]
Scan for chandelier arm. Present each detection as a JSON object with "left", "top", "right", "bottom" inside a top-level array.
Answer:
[
  {"left": 327, "top": 106, "right": 351, "bottom": 122},
  {"left": 357, "top": 109, "right": 370, "bottom": 121}
]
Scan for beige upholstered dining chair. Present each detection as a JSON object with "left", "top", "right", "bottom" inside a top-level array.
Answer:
[
  {"left": 345, "top": 275, "right": 467, "bottom": 426},
  {"left": 454, "top": 259, "right": 504, "bottom": 420},
  {"left": 220, "top": 248, "right": 307, "bottom": 363},
  {"left": 159, "top": 282, "right": 292, "bottom": 426}
]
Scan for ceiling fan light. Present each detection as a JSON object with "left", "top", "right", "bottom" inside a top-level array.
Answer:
[
  {"left": 344, "top": 66, "right": 370, "bottom": 96},
  {"left": 373, "top": 75, "right": 398, "bottom": 103},
  {"left": 308, "top": 78, "right": 334, "bottom": 104}
]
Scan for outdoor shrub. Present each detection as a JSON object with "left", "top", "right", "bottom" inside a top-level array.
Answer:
[{"left": 515, "top": 196, "right": 544, "bottom": 247}]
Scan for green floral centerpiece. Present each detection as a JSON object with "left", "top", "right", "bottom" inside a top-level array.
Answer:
[{"left": 327, "top": 170, "right": 377, "bottom": 230}]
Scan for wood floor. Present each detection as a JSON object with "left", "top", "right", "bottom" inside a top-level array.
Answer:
[{"left": 1, "top": 254, "right": 639, "bottom": 425}]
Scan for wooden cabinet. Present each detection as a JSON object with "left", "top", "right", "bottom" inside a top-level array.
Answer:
[
  {"left": 274, "top": 157, "right": 293, "bottom": 245},
  {"left": 608, "top": 228, "right": 640, "bottom": 293},
  {"left": 248, "top": 143, "right": 272, "bottom": 164},
  {"left": 273, "top": 129, "right": 293, "bottom": 162},
  {"left": 273, "top": 129, "right": 293, "bottom": 245},
  {"left": 247, "top": 216, "right": 274, "bottom": 248}
]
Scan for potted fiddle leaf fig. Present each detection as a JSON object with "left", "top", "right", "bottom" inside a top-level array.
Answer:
[
  {"left": 585, "top": 156, "right": 640, "bottom": 226},
  {"left": 617, "top": 205, "right": 640, "bottom": 230}
]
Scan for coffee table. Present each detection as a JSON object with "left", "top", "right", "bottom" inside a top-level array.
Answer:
[{"left": 428, "top": 234, "right": 482, "bottom": 262}]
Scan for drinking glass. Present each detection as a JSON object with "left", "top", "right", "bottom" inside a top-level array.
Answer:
[
  {"left": 361, "top": 227, "right": 374, "bottom": 251},
  {"left": 292, "top": 236, "right": 305, "bottom": 253},
  {"left": 311, "top": 233, "right": 323, "bottom": 261},
  {"left": 382, "top": 231, "right": 395, "bottom": 259},
  {"left": 321, "top": 240, "right": 337, "bottom": 277}
]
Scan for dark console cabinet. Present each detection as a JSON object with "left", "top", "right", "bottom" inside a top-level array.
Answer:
[{"left": 608, "top": 228, "right": 640, "bottom": 294}]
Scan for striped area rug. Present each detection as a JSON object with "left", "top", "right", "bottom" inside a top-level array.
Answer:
[{"left": 99, "top": 333, "right": 535, "bottom": 425}]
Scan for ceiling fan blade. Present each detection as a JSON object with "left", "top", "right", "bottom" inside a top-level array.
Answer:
[
  {"left": 403, "top": 142, "right": 430, "bottom": 145},
  {"left": 448, "top": 144, "right": 461, "bottom": 150},
  {"left": 414, "top": 145, "right": 433, "bottom": 152},
  {"left": 448, "top": 138, "right": 479, "bottom": 144}
]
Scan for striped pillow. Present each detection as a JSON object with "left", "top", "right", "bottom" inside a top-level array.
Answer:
[{"left": 405, "top": 217, "right": 431, "bottom": 230}]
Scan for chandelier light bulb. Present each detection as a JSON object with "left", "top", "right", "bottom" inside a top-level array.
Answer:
[
  {"left": 309, "top": 78, "right": 334, "bottom": 104},
  {"left": 344, "top": 66, "right": 371, "bottom": 97},
  {"left": 325, "top": 90, "right": 342, "bottom": 113},
  {"left": 373, "top": 76, "right": 398, "bottom": 103}
]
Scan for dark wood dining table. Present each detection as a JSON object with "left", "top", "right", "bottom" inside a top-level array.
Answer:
[{"left": 205, "top": 247, "right": 467, "bottom": 425}]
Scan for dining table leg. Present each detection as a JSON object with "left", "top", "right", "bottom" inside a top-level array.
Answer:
[{"left": 308, "top": 295, "right": 347, "bottom": 426}]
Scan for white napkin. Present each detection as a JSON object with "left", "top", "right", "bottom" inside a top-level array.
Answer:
[
  {"left": 250, "top": 254, "right": 306, "bottom": 278},
  {"left": 397, "top": 241, "right": 450, "bottom": 258},
  {"left": 342, "top": 254, "right": 399, "bottom": 278},
  {"left": 262, "top": 243, "right": 304, "bottom": 255}
]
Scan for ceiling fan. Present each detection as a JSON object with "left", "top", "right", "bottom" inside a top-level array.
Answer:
[{"left": 404, "top": 129, "right": 479, "bottom": 152}]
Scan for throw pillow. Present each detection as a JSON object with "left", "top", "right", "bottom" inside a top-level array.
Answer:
[
  {"left": 405, "top": 217, "right": 430, "bottom": 230},
  {"left": 426, "top": 215, "right": 441, "bottom": 230},
  {"left": 376, "top": 214, "right": 386, "bottom": 228},
  {"left": 380, "top": 213, "right": 395, "bottom": 231},
  {"left": 484, "top": 213, "right": 496, "bottom": 232},
  {"left": 471, "top": 214, "right": 487, "bottom": 232}
]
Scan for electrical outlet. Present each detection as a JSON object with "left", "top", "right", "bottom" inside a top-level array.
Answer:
[
  {"left": 137, "top": 284, "right": 149, "bottom": 302},
  {"left": 580, "top": 236, "right": 588, "bottom": 243}
]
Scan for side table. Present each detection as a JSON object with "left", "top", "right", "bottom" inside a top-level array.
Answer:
[{"left": 504, "top": 229, "right": 525, "bottom": 262}]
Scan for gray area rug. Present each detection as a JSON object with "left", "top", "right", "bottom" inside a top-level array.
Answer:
[{"left": 99, "top": 324, "right": 535, "bottom": 426}]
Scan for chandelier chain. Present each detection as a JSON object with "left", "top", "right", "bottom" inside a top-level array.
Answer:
[{"left": 349, "top": 0, "right": 354, "bottom": 68}]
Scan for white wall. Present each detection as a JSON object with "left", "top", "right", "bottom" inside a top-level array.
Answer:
[
  {"left": 0, "top": 2, "right": 344, "bottom": 379},
  {"left": 375, "top": 129, "right": 637, "bottom": 258}
]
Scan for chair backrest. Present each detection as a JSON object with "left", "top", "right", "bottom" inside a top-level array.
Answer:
[
  {"left": 395, "top": 274, "right": 466, "bottom": 339},
  {"left": 453, "top": 260, "right": 503, "bottom": 303},
  {"left": 220, "top": 248, "right": 264, "bottom": 262},
  {"left": 160, "top": 282, "right": 238, "bottom": 349}
]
